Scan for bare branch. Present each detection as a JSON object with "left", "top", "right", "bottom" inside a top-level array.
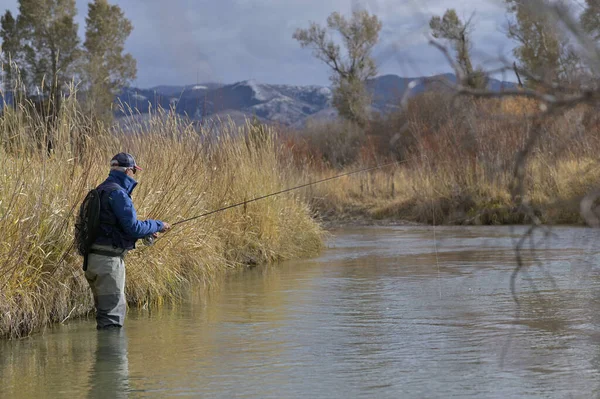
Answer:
[{"left": 428, "top": 37, "right": 465, "bottom": 83}]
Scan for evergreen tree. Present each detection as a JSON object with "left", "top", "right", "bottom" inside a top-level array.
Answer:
[
  {"left": 18, "top": 0, "right": 80, "bottom": 112},
  {"left": 581, "top": 0, "right": 600, "bottom": 40},
  {"left": 0, "top": 10, "right": 23, "bottom": 100},
  {"left": 83, "top": 0, "right": 136, "bottom": 124}
]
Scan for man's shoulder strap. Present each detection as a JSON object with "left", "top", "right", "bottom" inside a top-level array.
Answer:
[
  {"left": 95, "top": 182, "right": 125, "bottom": 223},
  {"left": 97, "top": 182, "right": 123, "bottom": 195}
]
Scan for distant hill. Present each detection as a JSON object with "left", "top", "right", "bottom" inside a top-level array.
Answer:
[{"left": 115, "top": 73, "right": 518, "bottom": 127}]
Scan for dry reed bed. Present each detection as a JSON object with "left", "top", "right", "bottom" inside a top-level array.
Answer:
[
  {"left": 305, "top": 155, "right": 600, "bottom": 225},
  {"left": 0, "top": 109, "right": 325, "bottom": 339},
  {"left": 298, "top": 97, "right": 600, "bottom": 226},
  {"left": 3, "top": 92, "right": 600, "bottom": 339}
]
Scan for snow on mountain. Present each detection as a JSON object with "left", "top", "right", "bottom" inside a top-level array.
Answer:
[
  {"left": 116, "top": 74, "right": 517, "bottom": 127},
  {"left": 249, "top": 96, "right": 316, "bottom": 125},
  {"left": 276, "top": 85, "right": 332, "bottom": 107},
  {"left": 229, "top": 79, "right": 283, "bottom": 103},
  {"left": 167, "top": 79, "right": 335, "bottom": 125},
  {"left": 131, "top": 93, "right": 148, "bottom": 101}
]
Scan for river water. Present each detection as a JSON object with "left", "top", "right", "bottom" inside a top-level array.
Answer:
[{"left": 2, "top": 225, "right": 600, "bottom": 398}]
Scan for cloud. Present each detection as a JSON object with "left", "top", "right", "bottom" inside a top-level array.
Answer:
[
  {"left": 366, "top": 1, "right": 512, "bottom": 76},
  {"left": 115, "top": 0, "right": 519, "bottom": 86},
  {"left": 0, "top": 0, "right": 518, "bottom": 87}
]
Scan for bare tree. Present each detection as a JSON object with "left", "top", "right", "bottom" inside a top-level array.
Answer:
[
  {"left": 429, "top": 9, "right": 487, "bottom": 89},
  {"left": 425, "top": 0, "right": 600, "bottom": 363},
  {"left": 293, "top": 10, "right": 382, "bottom": 127}
]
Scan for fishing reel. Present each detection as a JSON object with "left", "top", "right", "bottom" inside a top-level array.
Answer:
[{"left": 142, "top": 234, "right": 156, "bottom": 246}]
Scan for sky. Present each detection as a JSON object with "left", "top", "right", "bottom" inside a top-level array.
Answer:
[{"left": 0, "top": 0, "right": 520, "bottom": 88}]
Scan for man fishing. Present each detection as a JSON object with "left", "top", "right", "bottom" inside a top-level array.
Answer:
[
  {"left": 76, "top": 152, "right": 396, "bottom": 330},
  {"left": 84, "top": 152, "right": 171, "bottom": 330}
]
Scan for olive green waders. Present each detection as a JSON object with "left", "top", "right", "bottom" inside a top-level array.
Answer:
[{"left": 85, "top": 244, "right": 129, "bottom": 329}]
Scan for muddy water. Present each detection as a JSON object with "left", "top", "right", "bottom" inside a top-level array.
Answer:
[{"left": 2, "top": 225, "right": 600, "bottom": 398}]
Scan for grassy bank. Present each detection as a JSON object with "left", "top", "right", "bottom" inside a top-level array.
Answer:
[
  {"left": 303, "top": 155, "right": 600, "bottom": 226},
  {"left": 289, "top": 95, "right": 600, "bottom": 226},
  {"left": 0, "top": 106, "right": 325, "bottom": 339},
  {"left": 4, "top": 88, "right": 600, "bottom": 339}
]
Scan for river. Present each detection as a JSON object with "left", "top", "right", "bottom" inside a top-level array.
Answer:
[{"left": 2, "top": 225, "right": 600, "bottom": 398}]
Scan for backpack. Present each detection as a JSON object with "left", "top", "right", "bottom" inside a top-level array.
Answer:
[{"left": 74, "top": 182, "right": 121, "bottom": 271}]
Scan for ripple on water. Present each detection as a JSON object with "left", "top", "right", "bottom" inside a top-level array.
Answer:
[{"left": 2, "top": 225, "right": 600, "bottom": 398}]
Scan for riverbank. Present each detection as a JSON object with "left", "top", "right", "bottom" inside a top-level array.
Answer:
[
  {"left": 304, "top": 155, "right": 600, "bottom": 227},
  {"left": 3, "top": 95, "right": 600, "bottom": 339},
  {"left": 0, "top": 111, "right": 325, "bottom": 339},
  {"left": 286, "top": 95, "right": 600, "bottom": 228}
]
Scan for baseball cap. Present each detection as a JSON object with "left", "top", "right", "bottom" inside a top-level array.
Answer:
[{"left": 110, "top": 152, "right": 142, "bottom": 171}]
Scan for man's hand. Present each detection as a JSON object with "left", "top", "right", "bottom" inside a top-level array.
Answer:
[{"left": 160, "top": 222, "right": 171, "bottom": 233}]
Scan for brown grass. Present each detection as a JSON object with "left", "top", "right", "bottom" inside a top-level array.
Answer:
[
  {"left": 4, "top": 82, "right": 600, "bottom": 339},
  {"left": 293, "top": 93, "right": 600, "bottom": 226},
  {"left": 0, "top": 98, "right": 325, "bottom": 339}
]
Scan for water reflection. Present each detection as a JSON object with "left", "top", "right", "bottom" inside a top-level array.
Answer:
[
  {"left": 3, "top": 225, "right": 600, "bottom": 398},
  {"left": 87, "top": 329, "right": 129, "bottom": 399},
  {"left": 0, "top": 322, "right": 98, "bottom": 398}
]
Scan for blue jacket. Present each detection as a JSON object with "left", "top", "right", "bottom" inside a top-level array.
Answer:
[{"left": 94, "top": 170, "right": 164, "bottom": 250}]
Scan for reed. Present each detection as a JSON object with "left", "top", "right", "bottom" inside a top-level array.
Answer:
[
  {"left": 0, "top": 95, "right": 325, "bottom": 339},
  {"left": 294, "top": 96, "right": 600, "bottom": 226}
]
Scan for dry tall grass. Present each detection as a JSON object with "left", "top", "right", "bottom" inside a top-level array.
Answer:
[
  {"left": 0, "top": 98, "right": 325, "bottom": 339},
  {"left": 292, "top": 94, "right": 600, "bottom": 226},
  {"left": 5, "top": 80, "right": 600, "bottom": 339}
]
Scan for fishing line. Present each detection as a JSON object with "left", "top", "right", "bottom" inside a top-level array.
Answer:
[
  {"left": 143, "top": 159, "right": 406, "bottom": 246},
  {"left": 433, "top": 196, "right": 441, "bottom": 300},
  {"left": 423, "top": 154, "right": 441, "bottom": 299},
  {"left": 170, "top": 160, "right": 404, "bottom": 227}
]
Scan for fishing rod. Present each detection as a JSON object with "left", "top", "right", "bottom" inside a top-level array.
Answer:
[
  {"left": 143, "top": 159, "right": 403, "bottom": 245},
  {"left": 178, "top": 160, "right": 401, "bottom": 226}
]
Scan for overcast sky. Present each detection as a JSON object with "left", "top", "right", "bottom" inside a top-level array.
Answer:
[{"left": 0, "top": 0, "right": 519, "bottom": 88}]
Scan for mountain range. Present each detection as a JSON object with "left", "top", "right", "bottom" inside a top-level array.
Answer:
[{"left": 115, "top": 73, "right": 518, "bottom": 128}]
